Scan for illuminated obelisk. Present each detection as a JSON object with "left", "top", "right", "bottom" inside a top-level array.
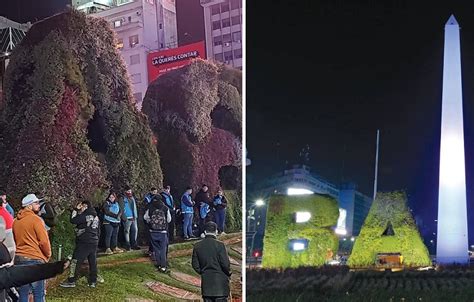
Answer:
[{"left": 437, "top": 15, "right": 468, "bottom": 264}]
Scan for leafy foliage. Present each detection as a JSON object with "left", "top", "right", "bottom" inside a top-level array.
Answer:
[
  {"left": 262, "top": 194, "right": 339, "bottom": 268},
  {"left": 0, "top": 10, "right": 162, "bottom": 210},
  {"left": 142, "top": 59, "right": 241, "bottom": 195},
  {"left": 348, "top": 191, "right": 431, "bottom": 267}
]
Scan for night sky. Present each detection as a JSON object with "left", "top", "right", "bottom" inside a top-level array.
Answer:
[{"left": 248, "top": 1, "right": 474, "bottom": 245}]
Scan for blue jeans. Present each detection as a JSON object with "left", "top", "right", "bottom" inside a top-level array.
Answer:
[
  {"left": 183, "top": 213, "right": 193, "bottom": 238},
  {"left": 16, "top": 258, "right": 45, "bottom": 302},
  {"left": 123, "top": 219, "right": 138, "bottom": 248},
  {"left": 104, "top": 223, "right": 119, "bottom": 249},
  {"left": 215, "top": 208, "right": 226, "bottom": 233}
]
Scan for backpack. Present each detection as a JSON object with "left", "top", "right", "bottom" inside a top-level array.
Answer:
[{"left": 149, "top": 208, "right": 167, "bottom": 231}]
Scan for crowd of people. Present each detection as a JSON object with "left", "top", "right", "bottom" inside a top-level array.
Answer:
[{"left": 0, "top": 184, "right": 233, "bottom": 301}]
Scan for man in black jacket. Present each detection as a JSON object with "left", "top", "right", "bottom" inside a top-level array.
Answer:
[
  {"left": 60, "top": 200, "right": 100, "bottom": 288},
  {"left": 192, "top": 222, "right": 231, "bottom": 302}
]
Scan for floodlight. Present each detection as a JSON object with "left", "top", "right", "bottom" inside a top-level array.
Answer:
[
  {"left": 289, "top": 239, "right": 309, "bottom": 252},
  {"left": 287, "top": 188, "right": 314, "bottom": 195},
  {"left": 295, "top": 211, "right": 311, "bottom": 223}
]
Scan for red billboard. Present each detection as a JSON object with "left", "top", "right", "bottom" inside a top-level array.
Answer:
[{"left": 147, "top": 41, "right": 206, "bottom": 83}]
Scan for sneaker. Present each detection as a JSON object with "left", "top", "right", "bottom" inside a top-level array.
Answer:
[
  {"left": 60, "top": 281, "right": 76, "bottom": 288},
  {"left": 104, "top": 248, "right": 113, "bottom": 255},
  {"left": 113, "top": 247, "right": 124, "bottom": 253},
  {"left": 88, "top": 283, "right": 97, "bottom": 288},
  {"left": 221, "top": 232, "right": 227, "bottom": 235},
  {"left": 184, "top": 237, "right": 190, "bottom": 241},
  {"left": 200, "top": 233, "right": 205, "bottom": 238},
  {"left": 97, "top": 275, "right": 105, "bottom": 283},
  {"left": 160, "top": 267, "right": 168, "bottom": 273},
  {"left": 125, "top": 247, "right": 131, "bottom": 252}
]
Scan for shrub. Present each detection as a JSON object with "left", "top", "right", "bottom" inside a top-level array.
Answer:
[
  {"left": 348, "top": 191, "right": 431, "bottom": 267},
  {"left": 0, "top": 10, "right": 163, "bottom": 212},
  {"left": 262, "top": 194, "right": 339, "bottom": 268},
  {"left": 142, "top": 59, "right": 241, "bottom": 196}
]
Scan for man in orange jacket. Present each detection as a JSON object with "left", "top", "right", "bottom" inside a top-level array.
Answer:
[{"left": 13, "top": 193, "right": 51, "bottom": 302}]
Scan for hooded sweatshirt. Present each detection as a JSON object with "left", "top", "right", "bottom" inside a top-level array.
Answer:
[
  {"left": 13, "top": 208, "right": 51, "bottom": 262},
  {"left": 70, "top": 206, "right": 100, "bottom": 245}
]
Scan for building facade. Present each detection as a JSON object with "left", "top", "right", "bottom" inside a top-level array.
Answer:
[
  {"left": 250, "top": 165, "right": 372, "bottom": 252},
  {"left": 74, "top": 0, "right": 178, "bottom": 108},
  {"left": 200, "top": 0, "right": 242, "bottom": 69}
]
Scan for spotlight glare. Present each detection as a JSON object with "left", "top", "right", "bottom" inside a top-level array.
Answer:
[{"left": 295, "top": 211, "right": 311, "bottom": 223}]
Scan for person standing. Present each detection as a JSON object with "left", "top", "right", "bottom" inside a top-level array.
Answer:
[
  {"left": 213, "top": 189, "right": 228, "bottom": 235},
  {"left": 60, "top": 200, "right": 100, "bottom": 288},
  {"left": 195, "top": 185, "right": 212, "bottom": 237},
  {"left": 143, "top": 187, "right": 158, "bottom": 205},
  {"left": 144, "top": 196, "right": 171, "bottom": 272},
  {"left": 102, "top": 192, "right": 123, "bottom": 255},
  {"left": 181, "top": 187, "right": 195, "bottom": 240},
  {"left": 0, "top": 192, "right": 14, "bottom": 218},
  {"left": 120, "top": 187, "right": 139, "bottom": 251},
  {"left": 38, "top": 200, "right": 57, "bottom": 232},
  {"left": 13, "top": 194, "right": 51, "bottom": 302},
  {"left": 192, "top": 222, "right": 231, "bottom": 302},
  {"left": 160, "top": 185, "right": 175, "bottom": 243},
  {"left": 143, "top": 187, "right": 158, "bottom": 255},
  {"left": 0, "top": 197, "right": 14, "bottom": 264}
]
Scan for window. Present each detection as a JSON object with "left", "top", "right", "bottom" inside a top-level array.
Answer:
[
  {"left": 128, "top": 16, "right": 132, "bottom": 22},
  {"left": 231, "top": 15, "right": 241, "bottom": 25},
  {"left": 232, "top": 31, "right": 241, "bottom": 43},
  {"left": 212, "top": 21, "right": 221, "bottom": 30},
  {"left": 222, "top": 18, "right": 231, "bottom": 28},
  {"left": 221, "top": 3, "right": 230, "bottom": 12},
  {"left": 234, "top": 48, "right": 242, "bottom": 59},
  {"left": 213, "top": 36, "right": 222, "bottom": 46},
  {"left": 116, "top": 38, "right": 124, "bottom": 50},
  {"left": 129, "top": 35, "right": 139, "bottom": 47},
  {"left": 214, "top": 53, "right": 224, "bottom": 62},
  {"left": 230, "top": 0, "right": 240, "bottom": 9},
  {"left": 114, "top": 20, "right": 122, "bottom": 27},
  {"left": 211, "top": 5, "right": 220, "bottom": 15},
  {"left": 131, "top": 73, "right": 141, "bottom": 84},
  {"left": 159, "top": 23, "right": 163, "bottom": 29},
  {"left": 224, "top": 51, "right": 233, "bottom": 62},
  {"left": 223, "top": 34, "right": 231, "bottom": 47},
  {"left": 130, "top": 54, "right": 140, "bottom": 65},
  {"left": 133, "top": 92, "right": 142, "bottom": 103}
]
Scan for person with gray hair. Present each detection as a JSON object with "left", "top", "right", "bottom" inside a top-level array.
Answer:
[{"left": 192, "top": 221, "right": 232, "bottom": 302}]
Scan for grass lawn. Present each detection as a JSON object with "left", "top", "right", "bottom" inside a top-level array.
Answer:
[{"left": 47, "top": 233, "right": 242, "bottom": 301}]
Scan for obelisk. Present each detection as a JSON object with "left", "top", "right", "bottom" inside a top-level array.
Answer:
[{"left": 437, "top": 15, "right": 468, "bottom": 264}]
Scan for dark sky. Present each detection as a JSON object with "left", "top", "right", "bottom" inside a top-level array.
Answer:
[
  {"left": 1, "top": 0, "right": 69, "bottom": 23},
  {"left": 248, "top": 1, "right": 474, "bottom": 244}
]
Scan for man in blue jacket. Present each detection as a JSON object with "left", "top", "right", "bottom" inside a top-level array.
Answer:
[
  {"left": 181, "top": 187, "right": 195, "bottom": 240},
  {"left": 120, "top": 186, "right": 139, "bottom": 251},
  {"left": 160, "top": 185, "right": 176, "bottom": 243}
]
